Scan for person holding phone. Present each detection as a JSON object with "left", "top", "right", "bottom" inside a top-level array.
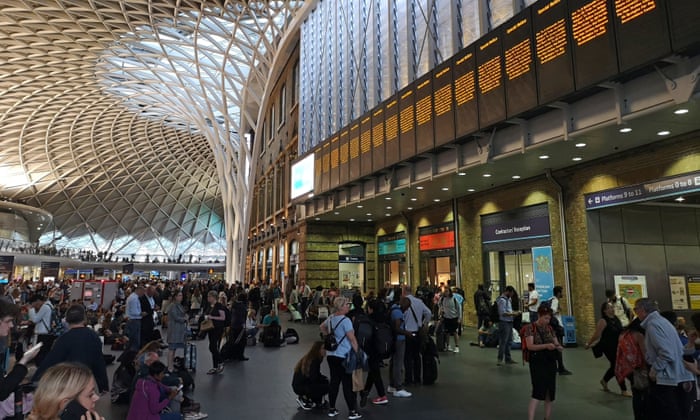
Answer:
[
  {"left": 27, "top": 362, "right": 104, "bottom": 420},
  {"left": 127, "top": 360, "right": 182, "bottom": 420},
  {"left": 0, "top": 300, "right": 41, "bottom": 401}
]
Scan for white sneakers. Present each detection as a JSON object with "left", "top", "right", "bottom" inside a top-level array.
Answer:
[
  {"left": 453, "top": 346, "right": 460, "bottom": 353},
  {"left": 386, "top": 386, "right": 397, "bottom": 393},
  {"left": 393, "top": 389, "right": 412, "bottom": 398}
]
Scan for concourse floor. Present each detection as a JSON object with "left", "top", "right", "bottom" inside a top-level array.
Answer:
[{"left": 96, "top": 320, "right": 634, "bottom": 420}]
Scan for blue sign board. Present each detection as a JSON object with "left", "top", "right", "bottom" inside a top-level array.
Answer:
[
  {"left": 339, "top": 255, "right": 365, "bottom": 263},
  {"left": 585, "top": 170, "right": 700, "bottom": 210},
  {"left": 532, "top": 246, "right": 554, "bottom": 300},
  {"left": 378, "top": 239, "right": 406, "bottom": 255}
]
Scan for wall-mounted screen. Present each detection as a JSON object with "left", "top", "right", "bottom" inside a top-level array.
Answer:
[{"left": 290, "top": 153, "right": 315, "bottom": 199}]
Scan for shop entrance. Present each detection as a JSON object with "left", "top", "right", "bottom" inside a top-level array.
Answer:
[
  {"left": 420, "top": 254, "right": 456, "bottom": 287},
  {"left": 487, "top": 249, "right": 533, "bottom": 302},
  {"left": 379, "top": 259, "right": 406, "bottom": 286}
]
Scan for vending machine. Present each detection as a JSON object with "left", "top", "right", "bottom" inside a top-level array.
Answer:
[{"left": 70, "top": 279, "right": 119, "bottom": 309}]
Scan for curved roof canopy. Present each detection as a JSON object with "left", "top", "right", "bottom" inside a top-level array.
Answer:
[{"left": 0, "top": 0, "right": 305, "bottom": 265}]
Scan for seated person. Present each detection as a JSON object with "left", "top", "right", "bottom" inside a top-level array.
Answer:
[
  {"left": 259, "top": 309, "right": 280, "bottom": 329},
  {"left": 476, "top": 320, "right": 499, "bottom": 348},
  {"left": 245, "top": 309, "right": 258, "bottom": 338},
  {"left": 292, "top": 341, "right": 329, "bottom": 410},
  {"left": 127, "top": 361, "right": 182, "bottom": 420}
]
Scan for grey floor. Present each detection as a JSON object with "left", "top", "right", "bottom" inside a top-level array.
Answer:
[{"left": 95, "top": 320, "right": 634, "bottom": 420}]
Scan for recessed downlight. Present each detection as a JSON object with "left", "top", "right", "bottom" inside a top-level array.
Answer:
[
  {"left": 386, "top": 206, "right": 392, "bottom": 210},
  {"left": 675, "top": 196, "right": 685, "bottom": 202},
  {"left": 315, "top": 217, "right": 320, "bottom": 221},
  {"left": 512, "top": 175, "right": 521, "bottom": 180},
  {"left": 619, "top": 127, "right": 632, "bottom": 133},
  {"left": 433, "top": 198, "right": 441, "bottom": 202},
  {"left": 458, "top": 172, "right": 467, "bottom": 176},
  {"left": 385, "top": 197, "right": 392, "bottom": 200},
  {"left": 349, "top": 218, "right": 355, "bottom": 222},
  {"left": 407, "top": 207, "right": 413, "bottom": 210},
  {"left": 575, "top": 142, "right": 587, "bottom": 148},
  {"left": 674, "top": 108, "right": 689, "bottom": 115},
  {"left": 539, "top": 155, "right": 549, "bottom": 159},
  {"left": 367, "top": 219, "right": 373, "bottom": 222},
  {"left": 366, "top": 213, "right": 372, "bottom": 216},
  {"left": 657, "top": 130, "right": 671, "bottom": 136},
  {"left": 334, "top": 211, "right": 340, "bottom": 215},
  {"left": 410, "top": 197, "right": 417, "bottom": 202},
  {"left": 416, "top": 186, "right": 424, "bottom": 190},
  {"left": 385, "top": 213, "right": 391, "bottom": 217},
  {"left": 572, "top": 156, "right": 583, "bottom": 161},
  {"left": 441, "top": 187, "right": 449, "bottom": 191},
  {"left": 356, "top": 205, "right": 363, "bottom": 208},
  {"left": 482, "top": 173, "right": 492, "bottom": 177},
  {"left": 467, "top": 188, "right": 476, "bottom": 192}
]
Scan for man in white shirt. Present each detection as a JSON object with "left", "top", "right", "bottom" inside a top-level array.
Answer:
[
  {"left": 526, "top": 282, "right": 539, "bottom": 322},
  {"left": 550, "top": 286, "right": 572, "bottom": 375},
  {"left": 606, "top": 289, "right": 631, "bottom": 327},
  {"left": 28, "top": 294, "right": 54, "bottom": 366}
]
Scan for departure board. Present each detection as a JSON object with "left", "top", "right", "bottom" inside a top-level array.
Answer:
[
  {"left": 613, "top": 0, "right": 670, "bottom": 72},
  {"left": 338, "top": 129, "right": 349, "bottom": 185},
  {"left": 314, "top": 147, "right": 322, "bottom": 195},
  {"left": 329, "top": 135, "right": 339, "bottom": 190},
  {"left": 398, "top": 86, "right": 416, "bottom": 160},
  {"left": 569, "top": 0, "right": 618, "bottom": 90},
  {"left": 503, "top": 8, "right": 538, "bottom": 117},
  {"left": 433, "top": 61, "right": 456, "bottom": 147},
  {"left": 384, "top": 96, "right": 400, "bottom": 167},
  {"left": 476, "top": 34, "right": 507, "bottom": 128},
  {"left": 453, "top": 47, "right": 479, "bottom": 139},
  {"left": 348, "top": 122, "right": 360, "bottom": 180},
  {"left": 360, "top": 114, "right": 372, "bottom": 177},
  {"left": 534, "top": 0, "right": 575, "bottom": 104},
  {"left": 372, "top": 107, "right": 386, "bottom": 172},
  {"left": 415, "top": 73, "right": 434, "bottom": 154},
  {"left": 321, "top": 142, "right": 330, "bottom": 192},
  {"left": 667, "top": 0, "right": 700, "bottom": 53}
]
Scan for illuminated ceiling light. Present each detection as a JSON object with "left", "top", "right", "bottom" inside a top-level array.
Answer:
[
  {"left": 386, "top": 206, "right": 392, "bottom": 209},
  {"left": 674, "top": 108, "right": 689, "bottom": 115},
  {"left": 333, "top": 211, "right": 340, "bottom": 215},
  {"left": 367, "top": 219, "right": 373, "bottom": 222},
  {"left": 349, "top": 218, "right": 355, "bottom": 222},
  {"left": 308, "top": 192, "right": 314, "bottom": 198},
  {"left": 572, "top": 156, "right": 583, "bottom": 161},
  {"left": 433, "top": 198, "right": 440, "bottom": 202},
  {"left": 314, "top": 217, "right": 320, "bottom": 221},
  {"left": 385, "top": 213, "right": 391, "bottom": 217},
  {"left": 366, "top": 212, "right": 372, "bottom": 216},
  {"left": 657, "top": 130, "right": 671, "bottom": 136},
  {"left": 539, "top": 155, "right": 549, "bottom": 159},
  {"left": 356, "top": 205, "right": 363, "bottom": 208},
  {"left": 467, "top": 188, "right": 476, "bottom": 192},
  {"left": 441, "top": 187, "right": 449, "bottom": 191},
  {"left": 385, "top": 197, "right": 392, "bottom": 200},
  {"left": 457, "top": 172, "right": 466, "bottom": 176},
  {"left": 407, "top": 207, "right": 413, "bottom": 210},
  {"left": 619, "top": 127, "right": 632, "bottom": 133},
  {"left": 512, "top": 175, "right": 521, "bottom": 180},
  {"left": 575, "top": 142, "right": 587, "bottom": 148},
  {"left": 416, "top": 186, "right": 424, "bottom": 190},
  {"left": 675, "top": 196, "right": 685, "bottom": 202},
  {"left": 410, "top": 198, "right": 417, "bottom": 201},
  {"left": 482, "top": 173, "right": 492, "bottom": 177}
]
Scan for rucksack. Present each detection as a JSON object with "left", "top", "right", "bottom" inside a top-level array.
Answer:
[
  {"left": 519, "top": 323, "right": 536, "bottom": 363},
  {"left": 42, "top": 302, "right": 65, "bottom": 337},
  {"left": 354, "top": 313, "right": 374, "bottom": 350},
  {"left": 324, "top": 316, "right": 347, "bottom": 351},
  {"left": 284, "top": 328, "right": 299, "bottom": 344},
  {"left": 373, "top": 322, "right": 394, "bottom": 359},
  {"left": 539, "top": 297, "right": 554, "bottom": 310},
  {"left": 489, "top": 299, "right": 501, "bottom": 323},
  {"left": 223, "top": 306, "right": 232, "bottom": 325}
]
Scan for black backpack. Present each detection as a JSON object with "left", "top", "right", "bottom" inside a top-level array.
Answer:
[
  {"left": 489, "top": 299, "right": 501, "bottom": 323},
  {"left": 373, "top": 322, "right": 394, "bottom": 359},
  {"left": 353, "top": 313, "right": 374, "bottom": 350}
]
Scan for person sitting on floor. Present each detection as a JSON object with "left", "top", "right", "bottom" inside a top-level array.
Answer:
[{"left": 293, "top": 341, "right": 329, "bottom": 410}]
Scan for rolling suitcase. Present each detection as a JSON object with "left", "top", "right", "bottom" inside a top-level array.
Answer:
[
  {"left": 185, "top": 342, "right": 197, "bottom": 371},
  {"left": 435, "top": 320, "right": 448, "bottom": 352}
]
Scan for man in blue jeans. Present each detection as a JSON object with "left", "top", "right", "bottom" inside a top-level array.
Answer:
[
  {"left": 496, "top": 286, "right": 520, "bottom": 366},
  {"left": 125, "top": 286, "right": 145, "bottom": 351}
]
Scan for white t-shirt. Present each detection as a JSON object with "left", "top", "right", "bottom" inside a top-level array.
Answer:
[{"left": 528, "top": 290, "right": 539, "bottom": 312}]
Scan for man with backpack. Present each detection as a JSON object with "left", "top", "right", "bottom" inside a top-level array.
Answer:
[
  {"left": 496, "top": 286, "right": 520, "bottom": 366},
  {"left": 474, "top": 284, "right": 491, "bottom": 331},
  {"left": 28, "top": 293, "right": 60, "bottom": 366},
  {"left": 548, "top": 286, "right": 572, "bottom": 375},
  {"left": 606, "top": 289, "right": 632, "bottom": 327}
]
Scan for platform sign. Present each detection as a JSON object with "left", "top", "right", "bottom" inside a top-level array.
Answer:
[
  {"left": 384, "top": 96, "right": 400, "bottom": 167},
  {"left": 338, "top": 129, "right": 349, "bottom": 185}
]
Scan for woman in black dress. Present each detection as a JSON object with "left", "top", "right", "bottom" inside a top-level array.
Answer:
[
  {"left": 585, "top": 301, "right": 630, "bottom": 396},
  {"left": 525, "top": 306, "right": 564, "bottom": 420},
  {"left": 204, "top": 290, "right": 227, "bottom": 375}
]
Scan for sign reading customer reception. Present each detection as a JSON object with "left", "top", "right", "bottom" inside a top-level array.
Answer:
[{"left": 482, "top": 214, "right": 551, "bottom": 244}]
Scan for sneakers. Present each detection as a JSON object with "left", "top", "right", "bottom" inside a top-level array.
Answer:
[
  {"left": 372, "top": 396, "right": 388, "bottom": 405},
  {"left": 184, "top": 412, "right": 208, "bottom": 420},
  {"left": 297, "top": 397, "right": 312, "bottom": 411},
  {"left": 348, "top": 410, "right": 362, "bottom": 419},
  {"left": 216, "top": 364, "right": 224, "bottom": 374},
  {"left": 328, "top": 408, "right": 339, "bottom": 417},
  {"left": 386, "top": 386, "right": 397, "bottom": 393},
  {"left": 447, "top": 346, "right": 454, "bottom": 352},
  {"left": 621, "top": 390, "right": 633, "bottom": 397},
  {"left": 453, "top": 346, "right": 460, "bottom": 353},
  {"left": 359, "top": 391, "right": 368, "bottom": 408},
  {"left": 393, "top": 389, "right": 412, "bottom": 398},
  {"left": 206, "top": 368, "right": 217, "bottom": 375}
]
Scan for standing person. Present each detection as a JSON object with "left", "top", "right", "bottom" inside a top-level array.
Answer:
[
  {"left": 526, "top": 283, "right": 539, "bottom": 323},
  {"left": 27, "top": 294, "right": 54, "bottom": 366},
  {"left": 126, "top": 286, "right": 145, "bottom": 351},
  {"left": 0, "top": 300, "right": 41, "bottom": 400},
  {"left": 585, "top": 302, "right": 630, "bottom": 396},
  {"left": 616, "top": 318, "right": 649, "bottom": 420},
  {"left": 319, "top": 296, "right": 361, "bottom": 419},
  {"left": 550, "top": 286, "right": 572, "bottom": 375},
  {"left": 204, "top": 291, "right": 226, "bottom": 375},
  {"left": 635, "top": 298, "right": 695, "bottom": 420},
  {"left": 403, "top": 287, "right": 432, "bottom": 385},
  {"left": 33, "top": 304, "right": 109, "bottom": 394},
  {"left": 438, "top": 288, "right": 462, "bottom": 353},
  {"left": 524, "top": 306, "right": 564, "bottom": 420},
  {"left": 166, "top": 291, "right": 187, "bottom": 371},
  {"left": 189, "top": 288, "right": 202, "bottom": 317},
  {"left": 359, "top": 300, "right": 389, "bottom": 406},
  {"left": 387, "top": 296, "right": 412, "bottom": 398},
  {"left": 299, "top": 281, "right": 312, "bottom": 322},
  {"left": 140, "top": 286, "right": 158, "bottom": 346},
  {"left": 228, "top": 293, "right": 249, "bottom": 361},
  {"left": 497, "top": 286, "right": 520, "bottom": 366},
  {"left": 28, "top": 363, "right": 105, "bottom": 420},
  {"left": 606, "top": 289, "right": 632, "bottom": 327},
  {"left": 293, "top": 341, "right": 329, "bottom": 410}
]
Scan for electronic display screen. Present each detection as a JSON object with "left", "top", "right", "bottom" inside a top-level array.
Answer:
[
  {"left": 313, "top": 150, "right": 322, "bottom": 196},
  {"left": 329, "top": 135, "right": 339, "bottom": 190},
  {"left": 372, "top": 107, "right": 385, "bottom": 172},
  {"left": 614, "top": 0, "right": 671, "bottom": 72},
  {"left": 398, "top": 85, "right": 416, "bottom": 160},
  {"left": 320, "top": 142, "right": 330, "bottom": 192},
  {"left": 569, "top": 0, "right": 618, "bottom": 90},
  {"left": 338, "top": 129, "right": 349, "bottom": 185},
  {"left": 667, "top": 0, "right": 700, "bottom": 53},
  {"left": 476, "top": 33, "right": 507, "bottom": 128},
  {"left": 384, "top": 96, "right": 400, "bottom": 167},
  {"left": 415, "top": 73, "right": 434, "bottom": 154},
  {"left": 503, "top": 8, "right": 539, "bottom": 117},
  {"left": 453, "top": 47, "right": 479, "bottom": 139},
  {"left": 348, "top": 121, "right": 360, "bottom": 180},
  {"left": 359, "top": 113, "right": 373, "bottom": 177},
  {"left": 534, "top": 0, "right": 576, "bottom": 104},
  {"left": 433, "top": 61, "right": 456, "bottom": 147}
]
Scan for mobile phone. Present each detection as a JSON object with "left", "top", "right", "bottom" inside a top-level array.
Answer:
[
  {"left": 683, "top": 354, "right": 695, "bottom": 363},
  {"left": 177, "top": 384, "right": 184, "bottom": 391},
  {"left": 60, "top": 399, "right": 87, "bottom": 420},
  {"left": 27, "top": 342, "right": 42, "bottom": 354}
]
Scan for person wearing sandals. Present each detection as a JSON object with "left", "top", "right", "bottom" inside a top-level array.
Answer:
[
  {"left": 585, "top": 302, "right": 631, "bottom": 396},
  {"left": 204, "top": 291, "right": 227, "bottom": 375},
  {"left": 320, "top": 296, "right": 362, "bottom": 420}
]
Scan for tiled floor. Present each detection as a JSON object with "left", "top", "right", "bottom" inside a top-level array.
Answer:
[{"left": 95, "top": 320, "right": 634, "bottom": 420}]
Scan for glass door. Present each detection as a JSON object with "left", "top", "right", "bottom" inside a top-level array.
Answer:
[{"left": 486, "top": 249, "right": 533, "bottom": 306}]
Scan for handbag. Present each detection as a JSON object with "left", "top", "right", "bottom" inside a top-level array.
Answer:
[
  {"left": 521, "top": 311, "right": 531, "bottom": 324},
  {"left": 632, "top": 367, "right": 650, "bottom": 390},
  {"left": 592, "top": 342, "right": 604, "bottom": 359},
  {"left": 200, "top": 319, "right": 214, "bottom": 332}
]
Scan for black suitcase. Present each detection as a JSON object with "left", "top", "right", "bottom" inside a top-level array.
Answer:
[
  {"left": 262, "top": 323, "right": 282, "bottom": 347},
  {"left": 185, "top": 342, "right": 197, "bottom": 371},
  {"left": 435, "top": 320, "right": 448, "bottom": 352}
]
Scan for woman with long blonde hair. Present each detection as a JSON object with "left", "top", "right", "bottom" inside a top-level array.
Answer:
[
  {"left": 293, "top": 341, "right": 329, "bottom": 409},
  {"left": 28, "top": 362, "right": 103, "bottom": 420}
]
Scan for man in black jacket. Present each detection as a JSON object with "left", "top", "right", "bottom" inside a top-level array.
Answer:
[{"left": 33, "top": 304, "right": 109, "bottom": 393}]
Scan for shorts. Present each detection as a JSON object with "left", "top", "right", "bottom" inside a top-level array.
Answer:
[{"left": 443, "top": 317, "right": 459, "bottom": 334}]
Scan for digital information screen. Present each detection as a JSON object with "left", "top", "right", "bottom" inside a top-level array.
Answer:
[
  {"left": 433, "top": 62, "right": 456, "bottom": 147},
  {"left": 384, "top": 97, "right": 400, "bottom": 167},
  {"left": 372, "top": 107, "right": 385, "bottom": 172},
  {"left": 338, "top": 129, "right": 349, "bottom": 185},
  {"left": 570, "top": 0, "right": 618, "bottom": 90},
  {"left": 329, "top": 135, "right": 339, "bottom": 190},
  {"left": 534, "top": 0, "right": 575, "bottom": 104},
  {"left": 348, "top": 122, "right": 360, "bottom": 180},
  {"left": 613, "top": 0, "right": 670, "bottom": 72},
  {"left": 360, "top": 114, "right": 372, "bottom": 177},
  {"left": 667, "top": 0, "right": 700, "bottom": 53},
  {"left": 477, "top": 34, "right": 507, "bottom": 128},
  {"left": 313, "top": 149, "right": 322, "bottom": 195},
  {"left": 415, "top": 74, "right": 434, "bottom": 154},
  {"left": 453, "top": 48, "right": 479, "bottom": 139},
  {"left": 321, "top": 142, "right": 330, "bottom": 192},
  {"left": 398, "top": 87, "right": 416, "bottom": 160},
  {"left": 503, "top": 9, "right": 538, "bottom": 117}
]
